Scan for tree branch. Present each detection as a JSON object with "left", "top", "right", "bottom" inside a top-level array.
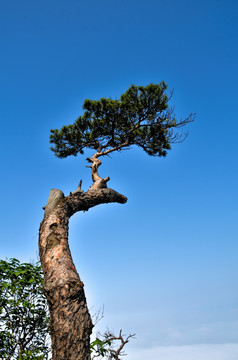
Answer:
[
  {"left": 66, "top": 188, "right": 127, "bottom": 218},
  {"left": 43, "top": 187, "right": 127, "bottom": 220}
]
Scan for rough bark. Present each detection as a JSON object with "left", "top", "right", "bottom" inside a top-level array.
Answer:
[{"left": 39, "top": 186, "right": 127, "bottom": 360}]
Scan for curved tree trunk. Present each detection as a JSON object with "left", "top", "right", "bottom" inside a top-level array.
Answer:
[{"left": 39, "top": 187, "right": 127, "bottom": 360}]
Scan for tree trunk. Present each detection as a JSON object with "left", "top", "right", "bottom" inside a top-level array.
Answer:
[{"left": 39, "top": 187, "right": 127, "bottom": 360}]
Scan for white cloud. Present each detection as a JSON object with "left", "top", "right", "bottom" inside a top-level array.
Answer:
[{"left": 128, "top": 343, "right": 238, "bottom": 360}]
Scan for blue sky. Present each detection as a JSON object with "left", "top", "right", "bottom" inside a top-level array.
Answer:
[{"left": 0, "top": 0, "right": 238, "bottom": 359}]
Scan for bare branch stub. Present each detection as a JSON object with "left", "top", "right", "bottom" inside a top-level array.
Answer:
[{"left": 71, "top": 180, "right": 83, "bottom": 195}]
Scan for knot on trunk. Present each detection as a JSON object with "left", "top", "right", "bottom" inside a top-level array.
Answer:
[{"left": 88, "top": 176, "right": 110, "bottom": 190}]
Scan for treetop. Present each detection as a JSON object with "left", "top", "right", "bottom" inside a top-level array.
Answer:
[{"left": 50, "top": 82, "right": 194, "bottom": 160}]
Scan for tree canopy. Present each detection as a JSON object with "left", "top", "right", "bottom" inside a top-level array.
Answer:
[
  {"left": 0, "top": 258, "right": 50, "bottom": 360},
  {"left": 50, "top": 82, "right": 194, "bottom": 160}
]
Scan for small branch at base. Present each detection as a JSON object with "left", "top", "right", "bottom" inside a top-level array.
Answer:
[{"left": 92, "top": 329, "right": 135, "bottom": 360}]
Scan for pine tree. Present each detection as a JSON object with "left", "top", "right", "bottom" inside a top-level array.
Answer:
[{"left": 39, "top": 82, "right": 194, "bottom": 360}]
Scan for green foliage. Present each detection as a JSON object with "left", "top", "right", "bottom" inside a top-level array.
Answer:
[
  {"left": 90, "top": 338, "right": 112, "bottom": 358},
  {"left": 0, "top": 258, "right": 50, "bottom": 360},
  {"left": 50, "top": 82, "right": 194, "bottom": 159}
]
